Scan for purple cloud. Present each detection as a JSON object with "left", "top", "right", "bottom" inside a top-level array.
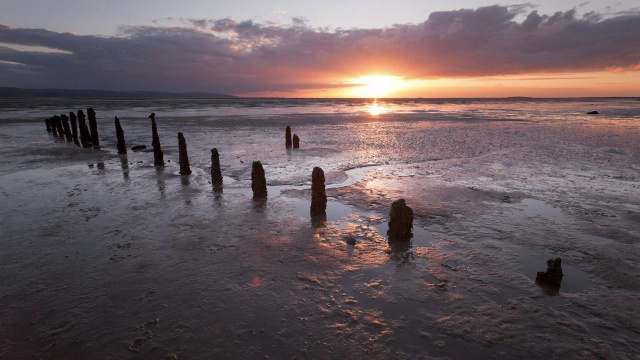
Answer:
[{"left": 0, "top": 5, "right": 638, "bottom": 94}]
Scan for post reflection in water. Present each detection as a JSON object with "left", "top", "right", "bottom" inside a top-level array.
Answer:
[
  {"left": 310, "top": 213, "right": 327, "bottom": 228},
  {"left": 180, "top": 175, "right": 190, "bottom": 186},
  {"left": 253, "top": 197, "right": 267, "bottom": 212},
  {"left": 155, "top": 167, "right": 166, "bottom": 198},
  {"left": 119, "top": 155, "right": 129, "bottom": 181}
]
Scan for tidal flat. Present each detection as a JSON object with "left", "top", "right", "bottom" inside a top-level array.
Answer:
[{"left": 1, "top": 98, "right": 639, "bottom": 359}]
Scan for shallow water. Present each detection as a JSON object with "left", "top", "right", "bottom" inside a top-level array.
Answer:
[{"left": 1, "top": 97, "right": 639, "bottom": 359}]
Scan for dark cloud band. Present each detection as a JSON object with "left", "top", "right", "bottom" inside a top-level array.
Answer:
[{"left": 1, "top": 5, "right": 638, "bottom": 94}]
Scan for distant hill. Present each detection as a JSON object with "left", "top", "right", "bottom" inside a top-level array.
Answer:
[{"left": 0, "top": 87, "right": 237, "bottom": 99}]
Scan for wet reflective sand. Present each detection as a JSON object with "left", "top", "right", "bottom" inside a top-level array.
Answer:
[{"left": 1, "top": 98, "right": 639, "bottom": 359}]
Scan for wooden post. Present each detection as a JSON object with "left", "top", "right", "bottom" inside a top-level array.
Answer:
[
  {"left": 115, "top": 117, "right": 127, "bottom": 154},
  {"left": 149, "top": 113, "right": 164, "bottom": 166},
  {"left": 251, "top": 161, "right": 267, "bottom": 198},
  {"left": 70, "top": 112, "right": 80, "bottom": 146},
  {"left": 77, "top": 110, "right": 91, "bottom": 148},
  {"left": 285, "top": 126, "right": 292, "bottom": 149},
  {"left": 61, "top": 114, "right": 73, "bottom": 142},
  {"left": 87, "top": 108, "right": 100, "bottom": 149},
  {"left": 293, "top": 134, "right": 300, "bottom": 149},
  {"left": 177, "top": 132, "right": 192, "bottom": 175},
  {"left": 387, "top": 199, "right": 413, "bottom": 243},
  {"left": 310, "top": 167, "right": 327, "bottom": 215},
  {"left": 211, "top": 148, "right": 223, "bottom": 185}
]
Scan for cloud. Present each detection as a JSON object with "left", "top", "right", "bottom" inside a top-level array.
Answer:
[{"left": 0, "top": 5, "right": 638, "bottom": 94}]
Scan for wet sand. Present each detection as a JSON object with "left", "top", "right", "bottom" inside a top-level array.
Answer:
[{"left": 0, "top": 106, "right": 639, "bottom": 359}]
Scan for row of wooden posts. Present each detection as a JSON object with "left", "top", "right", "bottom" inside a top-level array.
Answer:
[
  {"left": 45, "top": 109, "right": 414, "bottom": 243},
  {"left": 44, "top": 110, "right": 563, "bottom": 283},
  {"left": 45, "top": 108, "right": 100, "bottom": 149}
]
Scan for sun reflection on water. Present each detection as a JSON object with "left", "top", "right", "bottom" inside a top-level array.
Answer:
[{"left": 367, "top": 99, "right": 388, "bottom": 116}]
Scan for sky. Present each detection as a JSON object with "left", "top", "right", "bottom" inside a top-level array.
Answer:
[{"left": 0, "top": 0, "right": 639, "bottom": 97}]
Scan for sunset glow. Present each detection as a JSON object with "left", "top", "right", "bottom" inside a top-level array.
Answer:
[
  {"left": 0, "top": 2, "right": 638, "bottom": 97},
  {"left": 349, "top": 75, "right": 408, "bottom": 98}
]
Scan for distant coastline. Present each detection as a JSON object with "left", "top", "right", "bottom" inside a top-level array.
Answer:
[
  {"left": 0, "top": 87, "right": 637, "bottom": 101},
  {"left": 0, "top": 87, "right": 237, "bottom": 99}
]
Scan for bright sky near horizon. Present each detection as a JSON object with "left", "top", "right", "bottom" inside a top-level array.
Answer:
[{"left": 0, "top": 0, "right": 639, "bottom": 97}]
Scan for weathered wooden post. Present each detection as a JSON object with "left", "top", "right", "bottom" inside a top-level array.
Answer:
[
  {"left": 251, "top": 161, "right": 267, "bottom": 198},
  {"left": 87, "top": 108, "right": 100, "bottom": 149},
  {"left": 115, "top": 117, "right": 127, "bottom": 154},
  {"left": 177, "top": 132, "right": 192, "bottom": 175},
  {"left": 310, "top": 167, "right": 327, "bottom": 215},
  {"left": 69, "top": 112, "right": 80, "bottom": 146},
  {"left": 53, "top": 115, "right": 65, "bottom": 139},
  {"left": 77, "top": 110, "right": 91, "bottom": 148},
  {"left": 50, "top": 117, "right": 59, "bottom": 137},
  {"left": 61, "top": 114, "right": 73, "bottom": 142},
  {"left": 387, "top": 199, "right": 413, "bottom": 244},
  {"left": 211, "top": 148, "right": 223, "bottom": 185},
  {"left": 293, "top": 134, "right": 300, "bottom": 149},
  {"left": 149, "top": 113, "right": 164, "bottom": 166},
  {"left": 45, "top": 118, "right": 52, "bottom": 132},
  {"left": 536, "top": 258, "right": 563, "bottom": 286},
  {"left": 285, "top": 126, "right": 292, "bottom": 149}
]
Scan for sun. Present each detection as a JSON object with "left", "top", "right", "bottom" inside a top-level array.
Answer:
[{"left": 349, "top": 75, "right": 406, "bottom": 98}]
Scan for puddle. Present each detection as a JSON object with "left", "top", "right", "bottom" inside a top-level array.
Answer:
[
  {"left": 515, "top": 246, "right": 592, "bottom": 295},
  {"left": 511, "top": 198, "right": 570, "bottom": 224},
  {"left": 327, "top": 165, "right": 387, "bottom": 189},
  {"left": 221, "top": 164, "right": 388, "bottom": 197},
  {"left": 288, "top": 197, "right": 354, "bottom": 222}
]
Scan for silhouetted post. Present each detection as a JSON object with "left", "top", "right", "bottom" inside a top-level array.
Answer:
[
  {"left": 115, "top": 117, "right": 127, "bottom": 154},
  {"left": 53, "top": 115, "right": 65, "bottom": 139},
  {"left": 536, "top": 258, "right": 563, "bottom": 286},
  {"left": 177, "top": 132, "right": 192, "bottom": 175},
  {"left": 293, "top": 134, "right": 300, "bottom": 149},
  {"left": 149, "top": 113, "right": 164, "bottom": 166},
  {"left": 83, "top": 124, "right": 91, "bottom": 146},
  {"left": 310, "top": 167, "right": 327, "bottom": 215},
  {"left": 251, "top": 161, "right": 267, "bottom": 198},
  {"left": 285, "top": 126, "right": 292, "bottom": 148},
  {"left": 49, "top": 117, "right": 58, "bottom": 136},
  {"left": 211, "top": 148, "right": 223, "bottom": 185},
  {"left": 69, "top": 112, "right": 80, "bottom": 146},
  {"left": 45, "top": 118, "right": 52, "bottom": 132},
  {"left": 61, "top": 114, "right": 72, "bottom": 142},
  {"left": 77, "top": 110, "right": 91, "bottom": 148},
  {"left": 87, "top": 108, "right": 100, "bottom": 149},
  {"left": 387, "top": 199, "right": 413, "bottom": 243}
]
